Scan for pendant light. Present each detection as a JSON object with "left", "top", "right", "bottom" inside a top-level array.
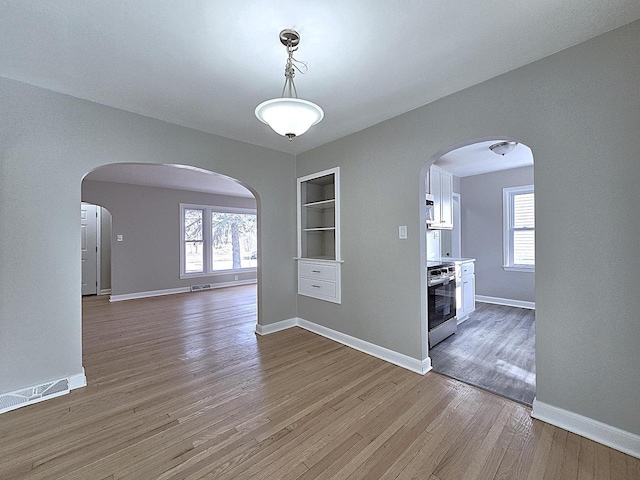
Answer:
[{"left": 255, "top": 29, "right": 324, "bottom": 141}]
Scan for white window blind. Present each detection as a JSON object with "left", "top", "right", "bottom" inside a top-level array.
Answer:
[{"left": 503, "top": 186, "right": 535, "bottom": 271}]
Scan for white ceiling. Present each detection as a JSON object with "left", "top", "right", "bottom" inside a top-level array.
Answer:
[
  {"left": 85, "top": 163, "right": 254, "bottom": 198},
  {"left": 2, "top": 1, "right": 640, "bottom": 156},
  {"left": 436, "top": 141, "right": 533, "bottom": 178}
]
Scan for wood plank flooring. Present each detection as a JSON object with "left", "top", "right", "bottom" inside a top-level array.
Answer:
[
  {"left": 430, "top": 303, "right": 536, "bottom": 405},
  {"left": 0, "top": 286, "right": 638, "bottom": 479}
]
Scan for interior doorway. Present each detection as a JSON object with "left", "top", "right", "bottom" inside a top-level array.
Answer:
[
  {"left": 423, "top": 137, "right": 536, "bottom": 405},
  {"left": 81, "top": 202, "right": 112, "bottom": 296},
  {"left": 81, "top": 163, "right": 259, "bottom": 304},
  {"left": 81, "top": 203, "right": 98, "bottom": 295}
]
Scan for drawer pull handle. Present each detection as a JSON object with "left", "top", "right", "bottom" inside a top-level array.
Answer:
[
  {"left": 311, "top": 270, "right": 321, "bottom": 273},
  {"left": 311, "top": 284, "right": 321, "bottom": 288}
]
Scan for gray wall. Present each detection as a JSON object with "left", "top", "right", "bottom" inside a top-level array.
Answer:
[
  {"left": 460, "top": 166, "right": 535, "bottom": 302},
  {"left": 0, "top": 77, "right": 296, "bottom": 394},
  {"left": 297, "top": 20, "right": 640, "bottom": 436},
  {"left": 83, "top": 181, "right": 257, "bottom": 296},
  {"left": 100, "top": 207, "right": 112, "bottom": 291}
]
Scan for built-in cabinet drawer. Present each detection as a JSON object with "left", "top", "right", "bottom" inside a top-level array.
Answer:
[
  {"left": 299, "top": 277, "right": 337, "bottom": 299},
  {"left": 461, "top": 262, "right": 474, "bottom": 276},
  {"left": 299, "top": 262, "right": 337, "bottom": 282},
  {"left": 298, "top": 260, "right": 341, "bottom": 303}
]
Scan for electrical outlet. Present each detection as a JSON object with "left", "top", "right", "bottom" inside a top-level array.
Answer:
[{"left": 399, "top": 226, "right": 407, "bottom": 239}]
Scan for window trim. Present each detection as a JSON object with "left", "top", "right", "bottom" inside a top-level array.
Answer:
[
  {"left": 503, "top": 185, "right": 535, "bottom": 273},
  {"left": 180, "top": 203, "right": 257, "bottom": 279}
]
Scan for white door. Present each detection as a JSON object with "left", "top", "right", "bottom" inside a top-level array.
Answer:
[{"left": 81, "top": 203, "right": 98, "bottom": 295}]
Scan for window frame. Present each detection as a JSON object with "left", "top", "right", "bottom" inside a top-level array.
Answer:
[
  {"left": 180, "top": 203, "right": 257, "bottom": 279},
  {"left": 502, "top": 185, "right": 535, "bottom": 272}
]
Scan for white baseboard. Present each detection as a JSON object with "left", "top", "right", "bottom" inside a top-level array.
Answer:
[
  {"left": 110, "top": 280, "right": 256, "bottom": 302},
  {"left": 476, "top": 295, "right": 535, "bottom": 310},
  {"left": 98, "top": 289, "right": 111, "bottom": 296},
  {"left": 207, "top": 279, "right": 257, "bottom": 290},
  {"left": 0, "top": 367, "right": 86, "bottom": 415},
  {"left": 69, "top": 368, "right": 87, "bottom": 390},
  {"left": 532, "top": 399, "right": 640, "bottom": 459},
  {"left": 255, "top": 318, "right": 298, "bottom": 336},
  {"left": 110, "top": 287, "right": 190, "bottom": 302},
  {"left": 255, "top": 317, "right": 431, "bottom": 375}
]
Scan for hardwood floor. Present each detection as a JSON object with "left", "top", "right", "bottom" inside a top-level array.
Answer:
[
  {"left": 430, "top": 303, "right": 536, "bottom": 405},
  {"left": 1, "top": 286, "right": 638, "bottom": 479}
]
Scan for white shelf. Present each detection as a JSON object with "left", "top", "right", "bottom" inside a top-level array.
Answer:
[
  {"left": 303, "top": 227, "right": 336, "bottom": 232},
  {"left": 303, "top": 199, "right": 335, "bottom": 209},
  {"left": 295, "top": 257, "right": 344, "bottom": 263}
]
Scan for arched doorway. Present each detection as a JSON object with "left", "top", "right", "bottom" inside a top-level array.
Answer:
[
  {"left": 81, "top": 163, "right": 260, "bottom": 302},
  {"left": 421, "top": 137, "right": 536, "bottom": 405}
]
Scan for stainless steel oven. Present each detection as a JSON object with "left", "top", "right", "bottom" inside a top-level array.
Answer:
[{"left": 427, "top": 262, "right": 457, "bottom": 347}]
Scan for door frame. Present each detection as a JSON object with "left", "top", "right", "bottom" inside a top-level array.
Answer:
[{"left": 452, "top": 193, "right": 461, "bottom": 258}]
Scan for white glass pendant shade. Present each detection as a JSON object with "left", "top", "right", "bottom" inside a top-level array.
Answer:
[
  {"left": 255, "top": 98, "right": 324, "bottom": 139},
  {"left": 489, "top": 141, "right": 518, "bottom": 156}
]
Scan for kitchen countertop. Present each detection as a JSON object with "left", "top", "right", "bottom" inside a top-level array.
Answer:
[{"left": 438, "top": 257, "right": 475, "bottom": 263}]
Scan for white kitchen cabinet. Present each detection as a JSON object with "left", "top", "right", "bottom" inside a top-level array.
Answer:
[
  {"left": 297, "top": 167, "right": 341, "bottom": 303},
  {"left": 429, "top": 165, "right": 453, "bottom": 230},
  {"left": 455, "top": 260, "right": 476, "bottom": 322},
  {"left": 462, "top": 273, "right": 476, "bottom": 315}
]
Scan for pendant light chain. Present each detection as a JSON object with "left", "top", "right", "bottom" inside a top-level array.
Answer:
[{"left": 281, "top": 41, "right": 308, "bottom": 99}]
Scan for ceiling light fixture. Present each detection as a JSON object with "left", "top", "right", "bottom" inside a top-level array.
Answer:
[
  {"left": 255, "top": 29, "right": 324, "bottom": 141},
  {"left": 489, "top": 141, "right": 518, "bottom": 156}
]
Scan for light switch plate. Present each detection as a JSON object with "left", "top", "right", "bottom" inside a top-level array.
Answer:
[
  {"left": 116, "top": 234, "right": 123, "bottom": 242},
  {"left": 399, "top": 226, "right": 407, "bottom": 239}
]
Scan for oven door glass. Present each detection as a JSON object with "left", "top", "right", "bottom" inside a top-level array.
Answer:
[{"left": 428, "top": 279, "right": 456, "bottom": 330}]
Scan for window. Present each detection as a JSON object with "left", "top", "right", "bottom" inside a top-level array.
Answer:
[
  {"left": 181, "top": 204, "right": 257, "bottom": 277},
  {"left": 503, "top": 185, "right": 534, "bottom": 271}
]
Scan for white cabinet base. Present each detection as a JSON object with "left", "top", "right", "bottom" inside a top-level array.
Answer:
[
  {"left": 455, "top": 260, "right": 476, "bottom": 322},
  {"left": 298, "top": 260, "right": 341, "bottom": 303}
]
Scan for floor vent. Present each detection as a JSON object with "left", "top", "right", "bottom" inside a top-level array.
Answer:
[
  {"left": 191, "top": 284, "right": 213, "bottom": 292},
  {"left": 0, "top": 379, "right": 69, "bottom": 414}
]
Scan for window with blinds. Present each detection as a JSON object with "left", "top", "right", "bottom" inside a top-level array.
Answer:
[{"left": 503, "top": 186, "right": 535, "bottom": 271}]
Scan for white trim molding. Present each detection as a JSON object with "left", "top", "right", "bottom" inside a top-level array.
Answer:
[
  {"left": 255, "top": 318, "right": 298, "bottom": 336},
  {"left": 111, "top": 287, "right": 191, "bottom": 302},
  {"left": 99, "top": 288, "right": 112, "bottom": 296},
  {"left": 110, "top": 280, "right": 256, "bottom": 302},
  {"left": 0, "top": 368, "right": 86, "bottom": 415},
  {"left": 69, "top": 368, "right": 87, "bottom": 390},
  {"left": 476, "top": 295, "right": 535, "bottom": 310},
  {"left": 532, "top": 399, "right": 640, "bottom": 459},
  {"left": 255, "top": 317, "right": 432, "bottom": 375}
]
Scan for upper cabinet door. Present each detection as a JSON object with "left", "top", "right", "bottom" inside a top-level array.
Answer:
[
  {"left": 430, "top": 167, "right": 443, "bottom": 225},
  {"left": 440, "top": 170, "right": 453, "bottom": 229},
  {"left": 429, "top": 165, "right": 453, "bottom": 230}
]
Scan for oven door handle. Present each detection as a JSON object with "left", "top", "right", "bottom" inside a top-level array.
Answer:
[{"left": 427, "top": 275, "right": 455, "bottom": 287}]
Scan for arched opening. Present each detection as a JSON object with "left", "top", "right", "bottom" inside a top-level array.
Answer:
[
  {"left": 80, "top": 162, "right": 261, "bottom": 369},
  {"left": 420, "top": 137, "right": 536, "bottom": 405}
]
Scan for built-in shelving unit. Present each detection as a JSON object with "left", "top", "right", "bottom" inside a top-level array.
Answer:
[{"left": 297, "top": 167, "right": 341, "bottom": 303}]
